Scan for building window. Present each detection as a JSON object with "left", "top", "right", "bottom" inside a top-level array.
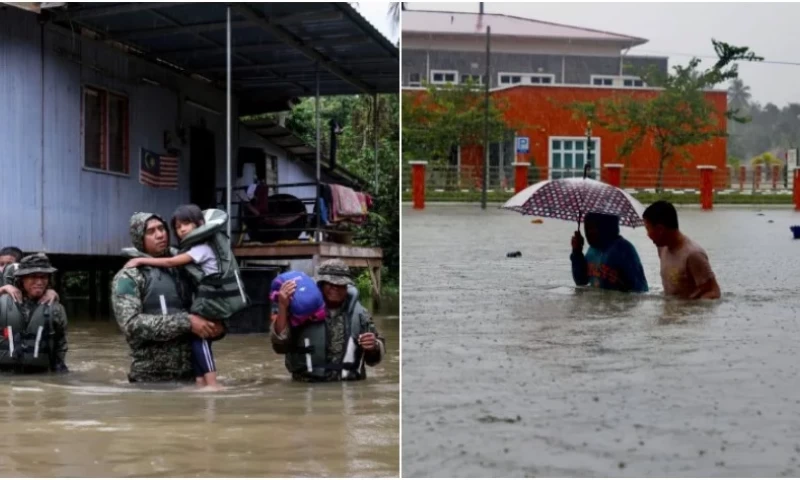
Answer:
[
  {"left": 592, "top": 76, "right": 614, "bottom": 86},
  {"left": 529, "top": 74, "right": 554, "bottom": 84},
  {"left": 499, "top": 72, "right": 555, "bottom": 86},
  {"left": 409, "top": 73, "right": 421, "bottom": 87},
  {"left": 623, "top": 77, "right": 645, "bottom": 87},
  {"left": 549, "top": 136, "right": 601, "bottom": 180},
  {"left": 430, "top": 70, "right": 458, "bottom": 85},
  {"left": 499, "top": 73, "right": 522, "bottom": 85},
  {"left": 83, "top": 86, "right": 129, "bottom": 174},
  {"left": 460, "top": 73, "right": 483, "bottom": 85},
  {"left": 591, "top": 75, "right": 646, "bottom": 88}
]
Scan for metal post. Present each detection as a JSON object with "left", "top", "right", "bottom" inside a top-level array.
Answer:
[
  {"left": 585, "top": 121, "right": 592, "bottom": 178},
  {"left": 225, "top": 6, "right": 232, "bottom": 239},
  {"left": 481, "top": 25, "right": 491, "bottom": 210},
  {"left": 315, "top": 64, "right": 321, "bottom": 240},
  {"left": 373, "top": 93, "right": 379, "bottom": 190}
]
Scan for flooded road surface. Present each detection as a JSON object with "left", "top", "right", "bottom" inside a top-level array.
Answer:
[
  {"left": 402, "top": 204, "right": 800, "bottom": 477},
  {"left": 0, "top": 312, "right": 398, "bottom": 477}
]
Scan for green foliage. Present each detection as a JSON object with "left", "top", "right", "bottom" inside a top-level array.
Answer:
[
  {"left": 568, "top": 39, "right": 762, "bottom": 192},
  {"left": 726, "top": 88, "right": 800, "bottom": 160},
  {"left": 750, "top": 152, "right": 782, "bottom": 166},
  {"left": 283, "top": 94, "right": 399, "bottom": 291},
  {"left": 402, "top": 81, "right": 522, "bottom": 164}
]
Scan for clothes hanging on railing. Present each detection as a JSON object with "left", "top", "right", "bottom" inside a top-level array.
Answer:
[{"left": 317, "top": 183, "right": 371, "bottom": 226}]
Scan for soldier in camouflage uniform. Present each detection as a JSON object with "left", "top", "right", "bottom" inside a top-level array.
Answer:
[
  {"left": 111, "top": 212, "right": 222, "bottom": 383},
  {"left": 0, "top": 253, "right": 68, "bottom": 373},
  {"left": 0, "top": 247, "right": 60, "bottom": 304},
  {"left": 271, "top": 259, "right": 385, "bottom": 382}
]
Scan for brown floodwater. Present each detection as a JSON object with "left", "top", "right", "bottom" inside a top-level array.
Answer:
[
  {"left": 402, "top": 204, "right": 800, "bottom": 477},
  {"left": 0, "top": 307, "right": 398, "bottom": 477}
]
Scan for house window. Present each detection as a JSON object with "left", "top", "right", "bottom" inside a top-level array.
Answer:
[
  {"left": 409, "top": 73, "right": 421, "bottom": 87},
  {"left": 430, "top": 70, "right": 458, "bottom": 84},
  {"left": 499, "top": 72, "right": 555, "bottom": 86},
  {"left": 549, "top": 136, "right": 601, "bottom": 180},
  {"left": 460, "top": 74, "right": 483, "bottom": 85},
  {"left": 83, "top": 86, "right": 129, "bottom": 174}
]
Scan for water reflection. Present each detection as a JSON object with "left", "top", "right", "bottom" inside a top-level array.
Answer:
[
  {"left": 403, "top": 205, "right": 800, "bottom": 477},
  {"left": 0, "top": 312, "right": 398, "bottom": 477}
]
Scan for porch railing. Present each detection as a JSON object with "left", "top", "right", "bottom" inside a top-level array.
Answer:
[{"left": 214, "top": 182, "right": 362, "bottom": 246}]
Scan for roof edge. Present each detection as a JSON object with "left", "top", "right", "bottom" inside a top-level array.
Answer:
[{"left": 401, "top": 9, "right": 648, "bottom": 47}]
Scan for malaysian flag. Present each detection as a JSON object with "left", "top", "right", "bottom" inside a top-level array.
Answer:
[{"left": 140, "top": 148, "right": 178, "bottom": 189}]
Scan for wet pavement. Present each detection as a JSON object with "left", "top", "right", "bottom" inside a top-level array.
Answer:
[
  {"left": 0, "top": 310, "right": 398, "bottom": 477},
  {"left": 402, "top": 204, "right": 800, "bottom": 477}
]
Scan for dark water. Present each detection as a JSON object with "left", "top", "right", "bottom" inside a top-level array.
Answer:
[
  {"left": 0, "top": 307, "right": 398, "bottom": 477},
  {"left": 402, "top": 204, "right": 800, "bottom": 477}
]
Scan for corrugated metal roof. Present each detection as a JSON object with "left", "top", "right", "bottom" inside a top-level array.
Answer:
[
  {"left": 44, "top": 2, "right": 398, "bottom": 114},
  {"left": 402, "top": 9, "right": 647, "bottom": 47}
]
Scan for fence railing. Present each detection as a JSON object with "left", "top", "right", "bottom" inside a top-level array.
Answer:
[{"left": 402, "top": 164, "right": 795, "bottom": 193}]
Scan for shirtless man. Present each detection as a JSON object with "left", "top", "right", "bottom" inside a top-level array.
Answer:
[{"left": 642, "top": 201, "right": 721, "bottom": 300}]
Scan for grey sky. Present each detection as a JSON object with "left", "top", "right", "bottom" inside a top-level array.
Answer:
[
  {"left": 355, "top": 2, "right": 398, "bottom": 44},
  {"left": 405, "top": 2, "right": 800, "bottom": 107}
]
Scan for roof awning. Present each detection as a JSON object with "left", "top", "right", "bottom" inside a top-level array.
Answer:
[{"left": 40, "top": 2, "right": 398, "bottom": 114}]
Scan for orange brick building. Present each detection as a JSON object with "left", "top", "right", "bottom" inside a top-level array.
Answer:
[{"left": 457, "top": 85, "right": 729, "bottom": 189}]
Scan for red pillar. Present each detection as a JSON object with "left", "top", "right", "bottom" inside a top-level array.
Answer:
[
  {"left": 754, "top": 165, "right": 762, "bottom": 191},
  {"left": 513, "top": 162, "right": 529, "bottom": 193},
  {"left": 410, "top": 161, "right": 427, "bottom": 210},
  {"left": 772, "top": 165, "right": 780, "bottom": 190},
  {"left": 697, "top": 165, "right": 716, "bottom": 211},
  {"left": 604, "top": 164, "right": 623, "bottom": 188},
  {"left": 794, "top": 169, "right": 800, "bottom": 211},
  {"left": 739, "top": 166, "right": 746, "bottom": 191}
]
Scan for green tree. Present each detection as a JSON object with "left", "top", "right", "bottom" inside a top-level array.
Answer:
[
  {"left": 728, "top": 78, "right": 752, "bottom": 113},
  {"left": 388, "top": 2, "right": 400, "bottom": 37},
  {"left": 283, "top": 94, "right": 399, "bottom": 294},
  {"left": 569, "top": 40, "right": 762, "bottom": 192},
  {"left": 402, "top": 81, "right": 520, "bottom": 164}
]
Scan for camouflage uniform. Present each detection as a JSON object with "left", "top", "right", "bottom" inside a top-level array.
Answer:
[
  {"left": 1, "top": 263, "right": 17, "bottom": 287},
  {"left": 270, "top": 259, "right": 385, "bottom": 382},
  {"left": 111, "top": 212, "right": 195, "bottom": 383},
  {"left": 2, "top": 253, "right": 68, "bottom": 373}
]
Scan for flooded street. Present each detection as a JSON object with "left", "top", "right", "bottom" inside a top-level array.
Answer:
[
  {"left": 402, "top": 204, "right": 800, "bottom": 477},
  {"left": 0, "top": 311, "right": 398, "bottom": 477}
]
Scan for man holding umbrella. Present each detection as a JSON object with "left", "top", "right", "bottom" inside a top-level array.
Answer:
[
  {"left": 570, "top": 212, "right": 649, "bottom": 293},
  {"left": 502, "top": 165, "right": 649, "bottom": 293}
]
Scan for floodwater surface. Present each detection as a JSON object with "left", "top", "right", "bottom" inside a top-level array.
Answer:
[
  {"left": 402, "top": 204, "right": 800, "bottom": 477},
  {"left": 0, "top": 310, "right": 398, "bottom": 477}
]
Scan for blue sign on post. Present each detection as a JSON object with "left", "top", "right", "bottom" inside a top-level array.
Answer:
[{"left": 516, "top": 137, "right": 530, "bottom": 154}]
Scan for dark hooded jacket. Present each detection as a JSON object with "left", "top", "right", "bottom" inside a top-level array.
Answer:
[
  {"left": 111, "top": 212, "right": 195, "bottom": 382},
  {"left": 570, "top": 212, "right": 649, "bottom": 293}
]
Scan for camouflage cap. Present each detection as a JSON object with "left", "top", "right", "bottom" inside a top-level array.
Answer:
[
  {"left": 315, "top": 259, "right": 354, "bottom": 286},
  {"left": 13, "top": 253, "right": 57, "bottom": 277}
]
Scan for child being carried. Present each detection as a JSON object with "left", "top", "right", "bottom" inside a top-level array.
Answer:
[{"left": 125, "top": 204, "right": 248, "bottom": 390}]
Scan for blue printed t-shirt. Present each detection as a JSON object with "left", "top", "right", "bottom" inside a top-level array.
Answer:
[{"left": 572, "top": 236, "right": 649, "bottom": 293}]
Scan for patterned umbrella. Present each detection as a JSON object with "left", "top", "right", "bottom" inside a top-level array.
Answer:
[{"left": 502, "top": 177, "right": 646, "bottom": 228}]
